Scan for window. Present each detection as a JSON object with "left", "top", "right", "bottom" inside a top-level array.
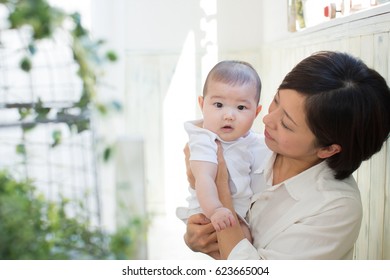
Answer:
[{"left": 288, "top": 0, "right": 390, "bottom": 32}]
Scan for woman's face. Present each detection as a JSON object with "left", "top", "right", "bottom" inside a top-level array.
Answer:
[{"left": 263, "top": 89, "right": 321, "bottom": 163}]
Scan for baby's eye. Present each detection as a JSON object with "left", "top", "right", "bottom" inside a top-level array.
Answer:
[
  {"left": 237, "top": 105, "right": 246, "bottom": 110},
  {"left": 214, "top": 102, "right": 223, "bottom": 108}
]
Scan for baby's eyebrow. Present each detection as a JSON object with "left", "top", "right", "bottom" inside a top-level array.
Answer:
[{"left": 209, "top": 95, "right": 225, "bottom": 100}]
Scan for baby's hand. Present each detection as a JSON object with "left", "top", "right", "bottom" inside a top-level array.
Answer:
[{"left": 210, "top": 207, "right": 236, "bottom": 231}]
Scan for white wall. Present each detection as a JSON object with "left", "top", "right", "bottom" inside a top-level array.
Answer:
[
  {"left": 123, "top": 0, "right": 202, "bottom": 52},
  {"left": 261, "top": 0, "right": 290, "bottom": 43},
  {"left": 122, "top": 0, "right": 263, "bottom": 52}
]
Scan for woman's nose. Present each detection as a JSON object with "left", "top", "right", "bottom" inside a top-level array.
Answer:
[
  {"left": 262, "top": 113, "right": 270, "bottom": 126},
  {"left": 263, "top": 108, "right": 277, "bottom": 128}
]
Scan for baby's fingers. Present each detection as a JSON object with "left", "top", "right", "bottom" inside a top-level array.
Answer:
[{"left": 228, "top": 214, "right": 236, "bottom": 227}]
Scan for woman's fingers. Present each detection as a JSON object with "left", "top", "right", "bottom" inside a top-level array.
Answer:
[
  {"left": 216, "top": 141, "right": 229, "bottom": 187},
  {"left": 183, "top": 143, "right": 195, "bottom": 187},
  {"left": 184, "top": 214, "right": 219, "bottom": 256}
]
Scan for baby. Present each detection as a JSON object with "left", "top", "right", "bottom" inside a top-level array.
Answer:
[{"left": 177, "top": 60, "right": 262, "bottom": 240}]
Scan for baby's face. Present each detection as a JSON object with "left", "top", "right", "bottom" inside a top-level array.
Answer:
[{"left": 199, "top": 81, "right": 261, "bottom": 142}]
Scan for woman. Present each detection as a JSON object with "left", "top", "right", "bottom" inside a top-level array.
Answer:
[{"left": 183, "top": 51, "right": 390, "bottom": 259}]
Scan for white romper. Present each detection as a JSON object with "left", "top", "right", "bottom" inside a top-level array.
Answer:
[{"left": 176, "top": 119, "right": 262, "bottom": 222}]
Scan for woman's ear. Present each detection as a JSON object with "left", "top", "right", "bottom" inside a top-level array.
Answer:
[
  {"left": 317, "top": 144, "right": 342, "bottom": 159},
  {"left": 198, "top": 96, "right": 204, "bottom": 110}
]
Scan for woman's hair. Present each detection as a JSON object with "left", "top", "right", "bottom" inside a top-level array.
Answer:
[
  {"left": 203, "top": 60, "right": 262, "bottom": 104},
  {"left": 279, "top": 51, "right": 390, "bottom": 180}
]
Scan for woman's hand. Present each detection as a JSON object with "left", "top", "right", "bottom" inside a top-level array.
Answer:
[
  {"left": 184, "top": 213, "right": 220, "bottom": 259},
  {"left": 215, "top": 141, "right": 245, "bottom": 259},
  {"left": 183, "top": 143, "right": 195, "bottom": 187},
  {"left": 215, "top": 141, "right": 230, "bottom": 196}
]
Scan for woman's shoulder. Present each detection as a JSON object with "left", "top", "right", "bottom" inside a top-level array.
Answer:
[
  {"left": 287, "top": 167, "right": 362, "bottom": 225},
  {"left": 289, "top": 162, "right": 362, "bottom": 206},
  {"left": 315, "top": 167, "right": 362, "bottom": 210}
]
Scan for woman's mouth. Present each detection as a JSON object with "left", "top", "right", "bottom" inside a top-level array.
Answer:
[{"left": 264, "top": 129, "right": 274, "bottom": 141}]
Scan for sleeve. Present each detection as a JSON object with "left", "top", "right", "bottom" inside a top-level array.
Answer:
[
  {"left": 186, "top": 127, "right": 218, "bottom": 164},
  {"left": 228, "top": 196, "right": 362, "bottom": 260},
  {"left": 228, "top": 239, "right": 262, "bottom": 260}
]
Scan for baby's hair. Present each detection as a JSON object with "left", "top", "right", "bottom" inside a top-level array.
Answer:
[{"left": 203, "top": 60, "right": 262, "bottom": 104}]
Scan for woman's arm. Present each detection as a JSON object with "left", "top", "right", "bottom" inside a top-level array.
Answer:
[{"left": 214, "top": 141, "right": 246, "bottom": 259}]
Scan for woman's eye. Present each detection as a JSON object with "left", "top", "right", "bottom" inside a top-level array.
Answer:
[
  {"left": 281, "top": 120, "right": 291, "bottom": 131},
  {"left": 237, "top": 105, "right": 246, "bottom": 110},
  {"left": 214, "top": 102, "right": 223, "bottom": 108}
]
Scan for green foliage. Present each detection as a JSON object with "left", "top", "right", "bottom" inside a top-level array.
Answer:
[
  {"left": 7, "top": 0, "right": 64, "bottom": 40},
  {"left": 0, "top": 171, "right": 147, "bottom": 260},
  {"left": 295, "top": 0, "right": 305, "bottom": 29},
  {"left": 1, "top": 0, "right": 120, "bottom": 161},
  {"left": 109, "top": 217, "right": 147, "bottom": 260}
]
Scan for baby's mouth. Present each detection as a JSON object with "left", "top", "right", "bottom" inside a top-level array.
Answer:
[{"left": 221, "top": 125, "right": 233, "bottom": 131}]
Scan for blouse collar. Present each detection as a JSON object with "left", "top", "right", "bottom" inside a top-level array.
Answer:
[{"left": 254, "top": 152, "right": 331, "bottom": 201}]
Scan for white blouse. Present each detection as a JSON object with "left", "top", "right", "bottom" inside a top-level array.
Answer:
[{"left": 228, "top": 137, "right": 363, "bottom": 260}]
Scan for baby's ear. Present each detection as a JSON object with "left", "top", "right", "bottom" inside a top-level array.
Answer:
[
  {"left": 198, "top": 96, "right": 204, "bottom": 109},
  {"left": 255, "top": 105, "right": 262, "bottom": 117}
]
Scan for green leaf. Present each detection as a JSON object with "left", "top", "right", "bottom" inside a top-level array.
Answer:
[
  {"left": 103, "top": 146, "right": 112, "bottom": 162},
  {"left": 75, "top": 89, "right": 91, "bottom": 108},
  {"left": 28, "top": 43, "right": 37, "bottom": 55},
  {"left": 105, "top": 50, "right": 118, "bottom": 62},
  {"left": 96, "top": 103, "right": 107, "bottom": 115},
  {"left": 21, "top": 122, "right": 36, "bottom": 132},
  {"left": 35, "top": 99, "right": 50, "bottom": 121},
  {"left": 74, "top": 119, "right": 90, "bottom": 133},
  {"left": 16, "top": 144, "right": 26, "bottom": 155},
  {"left": 18, "top": 107, "right": 32, "bottom": 120},
  {"left": 20, "top": 57, "right": 32, "bottom": 72},
  {"left": 51, "top": 130, "right": 62, "bottom": 147}
]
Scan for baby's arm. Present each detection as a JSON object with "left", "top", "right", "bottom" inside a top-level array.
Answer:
[{"left": 190, "top": 160, "right": 236, "bottom": 231}]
